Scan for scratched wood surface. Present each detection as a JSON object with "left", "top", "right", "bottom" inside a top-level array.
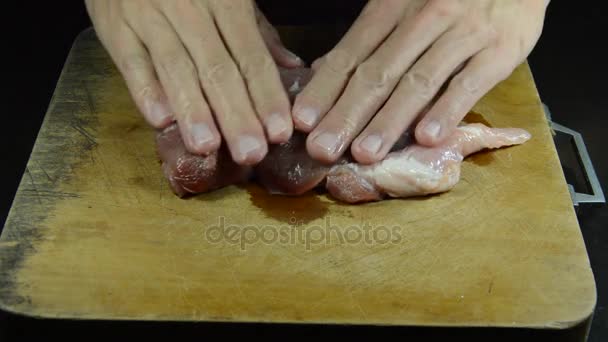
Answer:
[{"left": 0, "top": 27, "right": 596, "bottom": 329}]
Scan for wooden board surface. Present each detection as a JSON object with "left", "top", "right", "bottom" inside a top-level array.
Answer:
[{"left": 0, "top": 27, "right": 596, "bottom": 329}]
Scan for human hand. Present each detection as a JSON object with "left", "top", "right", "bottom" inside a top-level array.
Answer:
[
  {"left": 292, "top": 0, "right": 549, "bottom": 164},
  {"left": 85, "top": 0, "right": 303, "bottom": 165}
]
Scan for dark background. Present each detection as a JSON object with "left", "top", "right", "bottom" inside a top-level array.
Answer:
[{"left": 1, "top": 1, "right": 606, "bottom": 341}]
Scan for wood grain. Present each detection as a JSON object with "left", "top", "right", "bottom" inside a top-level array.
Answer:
[{"left": 0, "top": 27, "right": 596, "bottom": 329}]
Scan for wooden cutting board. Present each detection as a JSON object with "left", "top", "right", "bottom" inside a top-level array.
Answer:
[{"left": 0, "top": 27, "right": 596, "bottom": 330}]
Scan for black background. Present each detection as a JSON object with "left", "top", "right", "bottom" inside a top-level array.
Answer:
[{"left": 1, "top": 1, "right": 606, "bottom": 341}]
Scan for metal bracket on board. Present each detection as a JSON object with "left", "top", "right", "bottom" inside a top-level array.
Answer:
[{"left": 543, "top": 103, "right": 605, "bottom": 206}]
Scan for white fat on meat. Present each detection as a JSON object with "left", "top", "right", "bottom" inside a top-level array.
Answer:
[
  {"left": 289, "top": 77, "right": 301, "bottom": 93},
  {"left": 326, "top": 123, "right": 531, "bottom": 203}
]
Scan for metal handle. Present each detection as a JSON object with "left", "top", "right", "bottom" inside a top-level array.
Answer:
[{"left": 543, "top": 104, "right": 605, "bottom": 206}]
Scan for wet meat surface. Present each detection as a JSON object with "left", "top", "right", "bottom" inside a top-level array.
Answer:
[{"left": 155, "top": 66, "right": 530, "bottom": 203}]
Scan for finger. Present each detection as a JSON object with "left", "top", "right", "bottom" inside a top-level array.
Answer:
[
  {"left": 349, "top": 22, "right": 494, "bottom": 163},
  {"left": 86, "top": 0, "right": 174, "bottom": 129},
  {"left": 112, "top": 25, "right": 174, "bottom": 129},
  {"left": 123, "top": 3, "right": 221, "bottom": 155},
  {"left": 158, "top": 1, "right": 269, "bottom": 165},
  {"left": 253, "top": 2, "right": 303, "bottom": 68},
  {"left": 292, "top": 0, "right": 407, "bottom": 132},
  {"left": 415, "top": 46, "right": 515, "bottom": 146},
  {"left": 306, "top": 2, "right": 460, "bottom": 163},
  {"left": 209, "top": 0, "right": 294, "bottom": 144}
]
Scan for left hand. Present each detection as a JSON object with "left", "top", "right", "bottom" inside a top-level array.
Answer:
[{"left": 292, "top": 0, "right": 549, "bottom": 164}]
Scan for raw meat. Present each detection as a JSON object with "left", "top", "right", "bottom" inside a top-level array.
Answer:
[
  {"left": 254, "top": 131, "right": 340, "bottom": 196},
  {"left": 155, "top": 66, "right": 531, "bottom": 203},
  {"left": 156, "top": 124, "right": 251, "bottom": 197},
  {"left": 325, "top": 124, "right": 531, "bottom": 203},
  {"left": 278, "top": 66, "right": 313, "bottom": 102}
]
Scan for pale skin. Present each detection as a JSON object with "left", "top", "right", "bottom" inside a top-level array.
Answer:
[
  {"left": 85, "top": 0, "right": 303, "bottom": 165},
  {"left": 85, "top": 0, "right": 550, "bottom": 166}
]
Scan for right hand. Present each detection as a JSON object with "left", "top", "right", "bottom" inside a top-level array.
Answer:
[{"left": 85, "top": 0, "right": 303, "bottom": 165}]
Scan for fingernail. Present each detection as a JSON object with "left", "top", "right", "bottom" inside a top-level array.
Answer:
[
  {"left": 283, "top": 47, "right": 302, "bottom": 65},
  {"left": 423, "top": 121, "right": 441, "bottom": 139},
  {"left": 148, "top": 101, "right": 172, "bottom": 126},
  {"left": 295, "top": 107, "right": 319, "bottom": 128},
  {"left": 238, "top": 135, "right": 262, "bottom": 159},
  {"left": 191, "top": 123, "right": 214, "bottom": 148},
  {"left": 266, "top": 113, "right": 288, "bottom": 138},
  {"left": 360, "top": 135, "right": 383, "bottom": 155},
  {"left": 313, "top": 132, "right": 340, "bottom": 155}
]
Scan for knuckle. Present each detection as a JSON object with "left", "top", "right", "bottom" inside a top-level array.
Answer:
[
  {"left": 426, "top": 0, "right": 461, "bottom": 19},
  {"left": 340, "top": 114, "right": 360, "bottom": 134},
  {"left": 444, "top": 97, "right": 467, "bottom": 120},
  {"left": 404, "top": 69, "right": 440, "bottom": 100},
  {"left": 465, "top": 18, "right": 486, "bottom": 35},
  {"left": 135, "top": 85, "right": 155, "bottom": 102},
  {"left": 119, "top": 54, "right": 150, "bottom": 75},
  {"left": 167, "top": 1, "right": 205, "bottom": 21},
  {"left": 238, "top": 52, "right": 275, "bottom": 79},
  {"left": 323, "top": 48, "right": 358, "bottom": 76},
  {"left": 158, "top": 49, "right": 196, "bottom": 78},
  {"left": 354, "top": 61, "right": 399, "bottom": 91},
  {"left": 468, "top": 20, "right": 499, "bottom": 44},
  {"left": 440, "top": 35, "right": 470, "bottom": 55},
  {"left": 452, "top": 73, "right": 480, "bottom": 96},
  {"left": 173, "top": 92, "right": 196, "bottom": 118},
  {"left": 118, "top": 56, "right": 161, "bottom": 105},
  {"left": 200, "top": 60, "right": 240, "bottom": 85}
]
